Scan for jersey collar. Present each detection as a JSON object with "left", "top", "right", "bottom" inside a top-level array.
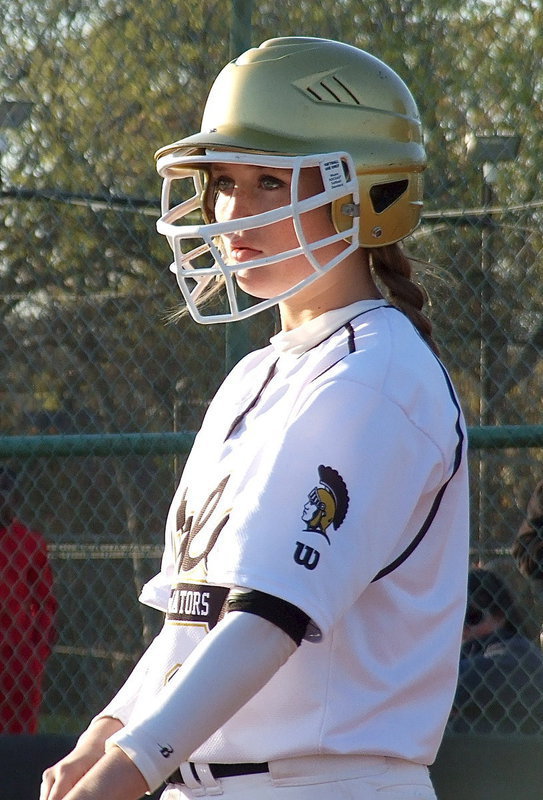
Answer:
[{"left": 269, "top": 299, "right": 388, "bottom": 357}]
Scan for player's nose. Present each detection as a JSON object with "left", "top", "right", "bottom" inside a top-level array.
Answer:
[
  {"left": 225, "top": 192, "right": 254, "bottom": 222},
  {"left": 215, "top": 182, "right": 258, "bottom": 222}
]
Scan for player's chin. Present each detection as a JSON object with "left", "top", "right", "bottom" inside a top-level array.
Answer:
[
  {"left": 234, "top": 260, "right": 311, "bottom": 301},
  {"left": 234, "top": 270, "right": 277, "bottom": 300}
]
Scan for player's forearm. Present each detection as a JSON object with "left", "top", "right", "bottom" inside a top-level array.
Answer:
[
  {"left": 60, "top": 748, "right": 147, "bottom": 800},
  {"left": 78, "top": 716, "right": 124, "bottom": 754},
  {"left": 40, "top": 718, "right": 125, "bottom": 800},
  {"left": 107, "top": 611, "right": 297, "bottom": 791},
  {"left": 63, "top": 717, "right": 124, "bottom": 779}
]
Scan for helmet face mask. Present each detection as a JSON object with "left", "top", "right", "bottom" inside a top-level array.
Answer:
[
  {"left": 155, "top": 37, "right": 426, "bottom": 324},
  {"left": 157, "top": 150, "right": 360, "bottom": 324}
]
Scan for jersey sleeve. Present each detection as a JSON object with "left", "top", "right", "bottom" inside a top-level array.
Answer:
[
  {"left": 92, "top": 635, "right": 163, "bottom": 726},
  {"left": 207, "top": 376, "right": 453, "bottom": 639},
  {"left": 138, "top": 482, "right": 180, "bottom": 612}
]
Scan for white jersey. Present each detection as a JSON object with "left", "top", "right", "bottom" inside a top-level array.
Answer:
[{"left": 104, "top": 299, "right": 469, "bottom": 767}]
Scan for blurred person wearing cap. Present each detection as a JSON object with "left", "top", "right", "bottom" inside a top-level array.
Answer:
[
  {"left": 448, "top": 567, "right": 543, "bottom": 734},
  {"left": 0, "top": 467, "right": 57, "bottom": 733}
]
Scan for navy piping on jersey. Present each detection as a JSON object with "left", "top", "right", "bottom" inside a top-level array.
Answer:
[
  {"left": 372, "top": 356, "right": 465, "bottom": 582},
  {"left": 225, "top": 360, "right": 277, "bottom": 441},
  {"left": 306, "top": 303, "right": 393, "bottom": 360},
  {"left": 307, "top": 304, "right": 394, "bottom": 381},
  {"left": 301, "top": 304, "right": 465, "bottom": 582},
  {"left": 225, "top": 304, "right": 387, "bottom": 441},
  {"left": 346, "top": 320, "right": 356, "bottom": 353}
]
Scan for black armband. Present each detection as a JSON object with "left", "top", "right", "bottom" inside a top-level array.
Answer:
[{"left": 226, "top": 589, "right": 310, "bottom": 646}]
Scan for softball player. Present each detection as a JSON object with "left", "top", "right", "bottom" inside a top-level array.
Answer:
[{"left": 41, "top": 37, "right": 469, "bottom": 800}]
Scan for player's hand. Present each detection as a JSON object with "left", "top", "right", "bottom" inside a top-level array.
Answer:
[
  {"left": 54, "top": 746, "right": 148, "bottom": 800},
  {"left": 40, "top": 718, "right": 123, "bottom": 800},
  {"left": 40, "top": 750, "right": 96, "bottom": 800}
]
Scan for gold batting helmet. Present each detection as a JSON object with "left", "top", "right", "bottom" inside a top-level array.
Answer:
[{"left": 155, "top": 37, "right": 426, "bottom": 323}]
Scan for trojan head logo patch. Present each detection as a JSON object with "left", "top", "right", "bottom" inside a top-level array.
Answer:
[{"left": 301, "top": 464, "right": 349, "bottom": 544}]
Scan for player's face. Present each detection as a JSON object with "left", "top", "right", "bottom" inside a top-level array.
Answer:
[
  {"left": 462, "top": 608, "right": 501, "bottom": 643},
  {"left": 210, "top": 163, "right": 341, "bottom": 301}
]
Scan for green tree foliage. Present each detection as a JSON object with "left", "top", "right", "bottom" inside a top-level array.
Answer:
[{"left": 1, "top": 0, "right": 232, "bottom": 436}]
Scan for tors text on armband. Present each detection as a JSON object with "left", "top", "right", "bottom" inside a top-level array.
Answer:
[{"left": 166, "top": 582, "right": 229, "bottom": 630}]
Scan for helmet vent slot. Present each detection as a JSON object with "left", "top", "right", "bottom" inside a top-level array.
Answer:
[
  {"left": 370, "top": 180, "right": 409, "bottom": 213},
  {"left": 304, "top": 75, "right": 361, "bottom": 106}
]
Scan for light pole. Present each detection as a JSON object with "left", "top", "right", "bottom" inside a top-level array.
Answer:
[
  {"left": 466, "top": 133, "right": 521, "bottom": 553},
  {"left": 0, "top": 100, "right": 33, "bottom": 188}
]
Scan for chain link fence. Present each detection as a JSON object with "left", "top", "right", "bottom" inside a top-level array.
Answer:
[{"left": 1, "top": 0, "right": 543, "bottom": 739}]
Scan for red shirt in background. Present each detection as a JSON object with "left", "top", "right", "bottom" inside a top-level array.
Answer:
[{"left": 0, "top": 520, "right": 57, "bottom": 733}]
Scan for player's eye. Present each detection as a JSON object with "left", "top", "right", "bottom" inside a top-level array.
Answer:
[
  {"left": 212, "top": 175, "right": 234, "bottom": 194},
  {"left": 259, "top": 174, "right": 287, "bottom": 191}
]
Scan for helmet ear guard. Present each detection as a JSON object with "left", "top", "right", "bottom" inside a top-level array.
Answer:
[{"left": 331, "top": 172, "right": 424, "bottom": 247}]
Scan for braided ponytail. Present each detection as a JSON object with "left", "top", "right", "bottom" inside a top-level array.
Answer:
[{"left": 368, "top": 244, "right": 439, "bottom": 356}]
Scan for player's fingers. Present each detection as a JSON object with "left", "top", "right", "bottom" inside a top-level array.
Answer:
[
  {"left": 39, "top": 765, "right": 77, "bottom": 800},
  {"left": 39, "top": 768, "right": 53, "bottom": 800}
]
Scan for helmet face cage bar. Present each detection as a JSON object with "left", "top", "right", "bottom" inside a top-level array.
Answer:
[{"left": 156, "top": 150, "right": 360, "bottom": 324}]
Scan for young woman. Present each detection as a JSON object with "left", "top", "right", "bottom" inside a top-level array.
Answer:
[{"left": 41, "top": 37, "right": 469, "bottom": 800}]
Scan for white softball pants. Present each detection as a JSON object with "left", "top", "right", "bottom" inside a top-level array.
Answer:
[{"left": 159, "top": 754, "right": 437, "bottom": 800}]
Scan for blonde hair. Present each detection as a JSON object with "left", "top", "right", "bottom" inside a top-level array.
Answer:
[{"left": 368, "top": 244, "right": 439, "bottom": 356}]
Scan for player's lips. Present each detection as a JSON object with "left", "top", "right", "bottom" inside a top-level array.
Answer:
[{"left": 227, "top": 239, "right": 263, "bottom": 263}]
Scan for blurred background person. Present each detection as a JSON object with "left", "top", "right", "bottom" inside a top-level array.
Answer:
[
  {"left": 448, "top": 566, "right": 543, "bottom": 735},
  {"left": 512, "top": 478, "right": 543, "bottom": 585},
  {"left": 0, "top": 467, "right": 57, "bottom": 733},
  {"left": 510, "top": 478, "right": 543, "bottom": 645}
]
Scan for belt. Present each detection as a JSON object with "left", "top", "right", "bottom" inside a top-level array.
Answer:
[{"left": 168, "top": 762, "right": 269, "bottom": 785}]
